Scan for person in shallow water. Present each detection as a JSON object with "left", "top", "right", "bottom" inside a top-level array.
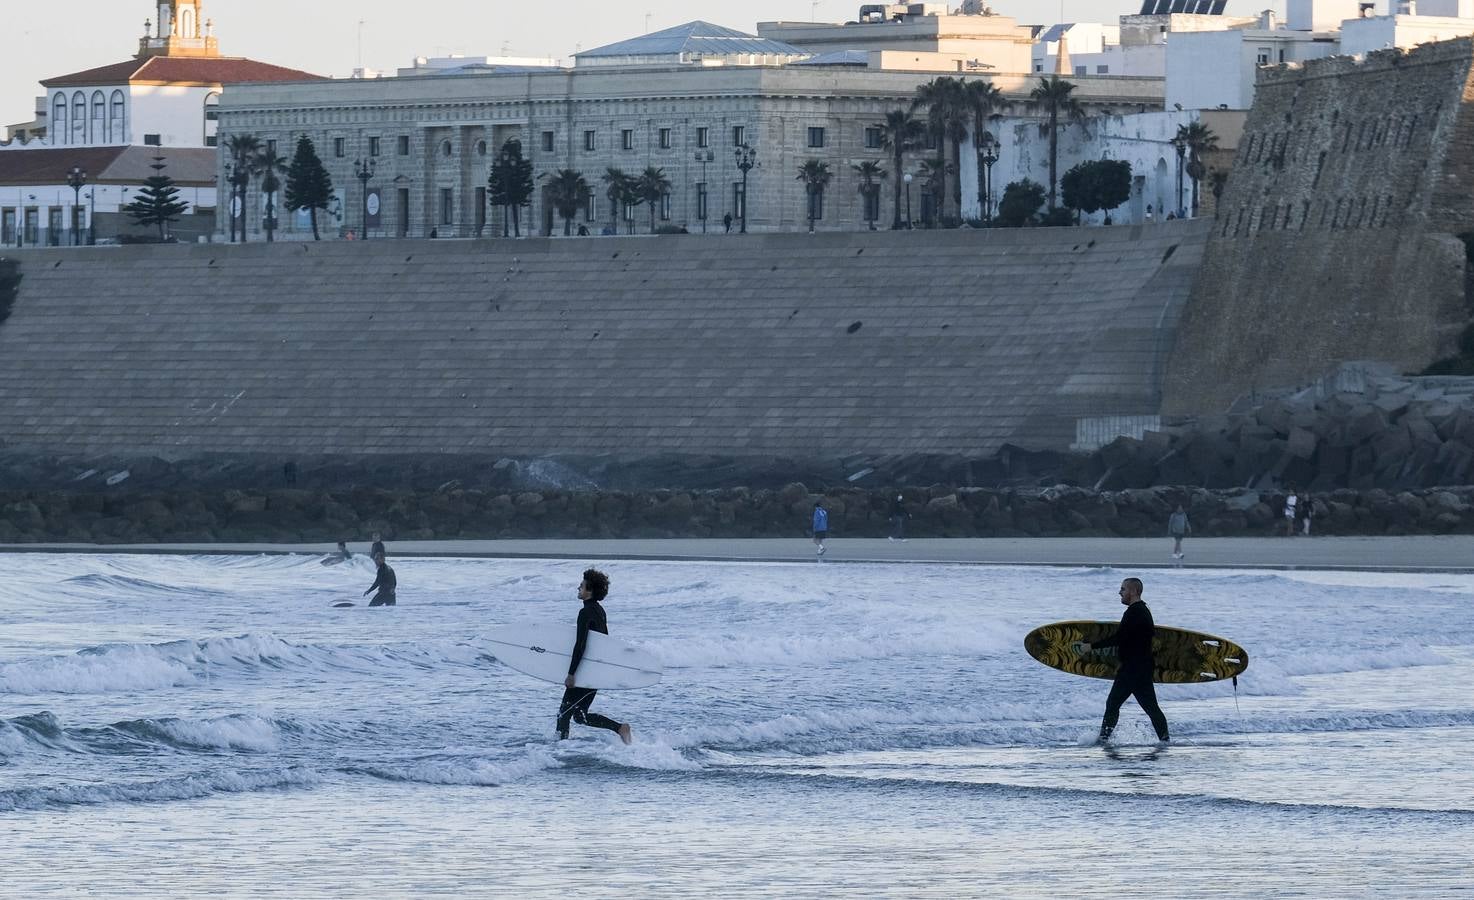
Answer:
[
  {"left": 1075, "top": 577, "right": 1170, "bottom": 744},
  {"left": 558, "top": 568, "right": 633, "bottom": 744},
  {"left": 364, "top": 553, "right": 397, "bottom": 606}
]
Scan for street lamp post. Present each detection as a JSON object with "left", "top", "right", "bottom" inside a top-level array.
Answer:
[
  {"left": 695, "top": 150, "right": 713, "bottom": 233},
  {"left": 979, "top": 134, "right": 998, "bottom": 224},
  {"left": 354, "top": 157, "right": 376, "bottom": 239},
  {"left": 66, "top": 166, "right": 87, "bottom": 246},
  {"left": 1171, "top": 135, "right": 1186, "bottom": 219},
  {"left": 903, "top": 172, "right": 913, "bottom": 229},
  {"left": 86, "top": 189, "right": 95, "bottom": 245},
  {"left": 734, "top": 143, "right": 757, "bottom": 234}
]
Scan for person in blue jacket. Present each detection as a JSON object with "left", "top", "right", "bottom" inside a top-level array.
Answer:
[{"left": 812, "top": 500, "right": 829, "bottom": 556}]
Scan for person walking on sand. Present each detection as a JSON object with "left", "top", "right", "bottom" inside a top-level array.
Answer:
[
  {"left": 888, "top": 494, "right": 909, "bottom": 542},
  {"left": 812, "top": 500, "right": 830, "bottom": 556},
  {"left": 557, "top": 568, "right": 633, "bottom": 744},
  {"left": 1075, "top": 577, "right": 1169, "bottom": 745},
  {"left": 364, "top": 552, "right": 397, "bottom": 607},
  {"left": 1167, "top": 505, "right": 1190, "bottom": 560}
]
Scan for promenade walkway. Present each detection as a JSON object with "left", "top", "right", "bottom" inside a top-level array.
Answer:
[{"left": 5, "top": 536, "right": 1474, "bottom": 572}]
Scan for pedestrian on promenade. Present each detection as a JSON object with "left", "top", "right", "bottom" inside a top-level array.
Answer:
[
  {"left": 1301, "top": 493, "right": 1313, "bottom": 536},
  {"left": 812, "top": 501, "right": 829, "bottom": 557},
  {"left": 723, "top": 212, "right": 733, "bottom": 233},
  {"left": 1283, "top": 492, "right": 1298, "bottom": 536},
  {"left": 1168, "top": 505, "right": 1191, "bottom": 560},
  {"left": 888, "top": 494, "right": 909, "bottom": 542}
]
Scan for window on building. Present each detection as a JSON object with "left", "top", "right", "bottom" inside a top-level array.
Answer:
[
  {"left": 266, "top": 139, "right": 277, "bottom": 154},
  {"left": 696, "top": 126, "right": 709, "bottom": 148},
  {"left": 733, "top": 181, "right": 746, "bottom": 219},
  {"left": 440, "top": 140, "right": 453, "bottom": 157},
  {"left": 696, "top": 182, "right": 708, "bottom": 222},
  {"left": 660, "top": 191, "right": 671, "bottom": 220},
  {"left": 1096, "top": 64, "right": 1110, "bottom": 74},
  {"left": 808, "top": 188, "right": 824, "bottom": 222},
  {"left": 1256, "top": 47, "right": 1271, "bottom": 65},
  {"left": 206, "top": 136, "right": 217, "bottom": 147},
  {"left": 143, "top": 133, "right": 161, "bottom": 146},
  {"left": 1074, "top": 65, "right": 1087, "bottom": 76},
  {"left": 202, "top": 93, "right": 219, "bottom": 122},
  {"left": 864, "top": 126, "right": 882, "bottom": 149},
  {"left": 476, "top": 140, "right": 487, "bottom": 156},
  {"left": 732, "top": 125, "right": 746, "bottom": 147},
  {"left": 52, "top": 95, "right": 66, "bottom": 144},
  {"left": 440, "top": 188, "right": 453, "bottom": 226},
  {"left": 585, "top": 194, "right": 597, "bottom": 222},
  {"left": 1279, "top": 48, "right": 1287, "bottom": 63},
  {"left": 72, "top": 92, "right": 85, "bottom": 143},
  {"left": 659, "top": 128, "right": 672, "bottom": 149},
  {"left": 623, "top": 201, "right": 635, "bottom": 222},
  {"left": 369, "top": 136, "right": 381, "bottom": 156},
  {"left": 542, "top": 130, "right": 554, "bottom": 152},
  {"left": 334, "top": 137, "right": 345, "bottom": 157},
  {"left": 475, "top": 187, "right": 487, "bottom": 231},
  {"left": 807, "top": 127, "right": 825, "bottom": 148},
  {"left": 584, "top": 130, "right": 596, "bottom": 151},
  {"left": 110, "top": 91, "right": 125, "bottom": 143},
  {"left": 923, "top": 132, "right": 938, "bottom": 150},
  {"left": 398, "top": 135, "right": 410, "bottom": 156},
  {"left": 1035, "top": 62, "right": 1044, "bottom": 73},
  {"left": 621, "top": 129, "right": 634, "bottom": 150},
  {"left": 91, "top": 92, "right": 106, "bottom": 143},
  {"left": 863, "top": 186, "right": 880, "bottom": 223}
]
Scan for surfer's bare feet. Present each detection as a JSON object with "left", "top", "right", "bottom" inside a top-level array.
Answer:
[{"left": 618, "top": 724, "right": 633, "bottom": 745}]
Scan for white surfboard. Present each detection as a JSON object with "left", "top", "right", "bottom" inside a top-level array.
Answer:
[{"left": 485, "top": 623, "right": 663, "bottom": 690}]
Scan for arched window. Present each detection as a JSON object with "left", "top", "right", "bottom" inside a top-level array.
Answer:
[
  {"left": 53, "top": 94, "right": 67, "bottom": 144},
  {"left": 203, "top": 91, "right": 220, "bottom": 145},
  {"left": 72, "top": 92, "right": 86, "bottom": 143},
  {"left": 181, "top": 7, "right": 195, "bottom": 37},
  {"left": 90, "top": 91, "right": 105, "bottom": 144},
  {"left": 110, "top": 91, "right": 126, "bottom": 143}
]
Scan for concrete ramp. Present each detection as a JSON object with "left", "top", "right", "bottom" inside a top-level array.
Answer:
[{"left": 0, "top": 223, "right": 1207, "bottom": 462}]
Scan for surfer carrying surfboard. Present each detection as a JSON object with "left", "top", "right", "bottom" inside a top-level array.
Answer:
[
  {"left": 1075, "top": 577, "right": 1170, "bottom": 744},
  {"left": 558, "top": 569, "right": 633, "bottom": 744}
]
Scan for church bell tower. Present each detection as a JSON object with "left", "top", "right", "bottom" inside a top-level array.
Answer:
[{"left": 137, "top": 0, "right": 221, "bottom": 58}]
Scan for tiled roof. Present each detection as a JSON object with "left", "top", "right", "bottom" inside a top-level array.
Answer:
[
  {"left": 577, "top": 21, "right": 810, "bottom": 59},
  {"left": 0, "top": 146, "right": 216, "bottom": 186},
  {"left": 43, "top": 56, "right": 324, "bottom": 88}
]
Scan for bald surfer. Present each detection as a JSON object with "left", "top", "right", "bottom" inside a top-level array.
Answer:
[
  {"left": 1076, "top": 577, "right": 1170, "bottom": 744},
  {"left": 557, "top": 568, "right": 633, "bottom": 744},
  {"left": 364, "top": 553, "right": 397, "bottom": 607}
]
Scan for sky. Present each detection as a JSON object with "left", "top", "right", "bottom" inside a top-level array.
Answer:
[{"left": 1, "top": 0, "right": 1303, "bottom": 131}]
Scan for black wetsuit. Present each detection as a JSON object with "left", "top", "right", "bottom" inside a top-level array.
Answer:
[
  {"left": 366, "top": 563, "right": 397, "bottom": 606},
  {"left": 1095, "top": 600, "right": 1169, "bottom": 742},
  {"left": 557, "top": 599, "right": 624, "bottom": 739}
]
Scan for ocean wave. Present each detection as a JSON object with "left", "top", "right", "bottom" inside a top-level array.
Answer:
[
  {"left": 61, "top": 573, "right": 226, "bottom": 597},
  {"left": 0, "top": 766, "right": 321, "bottom": 812},
  {"left": 349, "top": 745, "right": 562, "bottom": 786},
  {"left": 110, "top": 714, "right": 281, "bottom": 752},
  {"left": 0, "top": 633, "right": 495, "bottom": 695},
  {"left": 0, "top": 711, "right": 282, "bottom": 759}
]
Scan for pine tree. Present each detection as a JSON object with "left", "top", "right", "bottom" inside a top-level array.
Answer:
[
  {"left": 488, "top": 139, "right": 534, "bottom": 237},
  {"left": 285, "top": 135, "right": 335, "bottom": 240},
  {"left": 124, "top": 157, "right": 189, "bottom": 240}
]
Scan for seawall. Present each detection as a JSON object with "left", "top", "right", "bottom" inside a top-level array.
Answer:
[{"left": 0, "top": 223, "right": 1206, "bottom": 467}]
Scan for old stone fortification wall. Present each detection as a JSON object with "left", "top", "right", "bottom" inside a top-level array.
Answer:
[
  {"left": 1163, "top": 39, "right": 1474, "bottom": 415},
  {"left": 0, "top": 223, "right": 1206, "bottom": 467}
]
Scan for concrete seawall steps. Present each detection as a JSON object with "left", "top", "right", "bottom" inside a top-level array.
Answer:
[{"left": 0, "top": 222, "right": 1210, "bottom": 460}]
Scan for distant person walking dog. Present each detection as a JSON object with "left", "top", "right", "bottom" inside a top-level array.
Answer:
[
  {"left": 1168, "top": 505, "right": 1191, "bottom": 560},
  {"left": 812, "top": 501, "right": 829, "bottom": 557}
]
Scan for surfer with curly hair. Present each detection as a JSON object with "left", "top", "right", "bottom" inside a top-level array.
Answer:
[
  {"left": 557, "top": 568, "right": 633, "bottom": 744},
  {"left": 1077, "top": 577, "right": 1170, "bottom": 744}
]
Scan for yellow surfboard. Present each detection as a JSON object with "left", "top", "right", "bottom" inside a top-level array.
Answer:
[{"left": 1025, "top": 620, "right": 1248, "bottom": 684}]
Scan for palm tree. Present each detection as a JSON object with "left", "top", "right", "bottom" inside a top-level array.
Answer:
[
  {"left": 795, "top": 160, "right": 833, "bottom": 233},
  {"left": 635, "top": 166, "right": 672, "bottom": 233},
  {"left": 253, "top": 145, "right": 288, "bottom": 242},
  {"left": 601, "top": 167, "right": 632, "bottom": 235},
  {"left": 913, "top": 76, "right": 969, "bottom": 222},
  {"left": 964, "top": 80, "right": 1009, "bottom": 214},
  {"left": 545, "top": 168, "right": 592, "bottom": 236},
  {"left": 879, "top": 109, "right": 923, "bottom": 229},
  {"left": 851, "top": 160, "right": 887, "bottom": 230},
  {"left": 224, "top": 133, "right": 261, "bottom": 242},
  {"left": 1175, "top": 121, "right": 1220, "bottom": 216},
  {"left": 1027, "top": 75, "right": 1086, "bottom": 210}
]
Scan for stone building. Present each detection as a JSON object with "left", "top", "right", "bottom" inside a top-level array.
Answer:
[{"left": 214, "top": 23, "right": 1163, "bottom": 239}]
